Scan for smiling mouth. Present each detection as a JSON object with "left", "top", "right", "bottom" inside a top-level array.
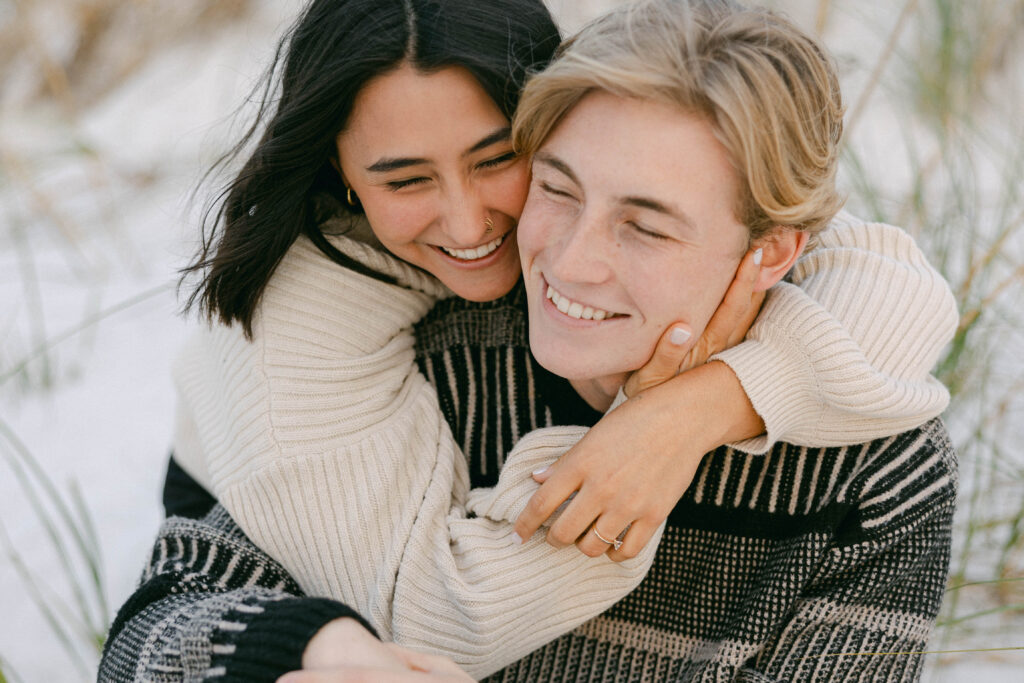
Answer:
[
  {"left": 545, "top": 282, "right": 623, "bottom": 321},
  {"left": 438, "top": 234, "right": 505, "bottom": 261}
]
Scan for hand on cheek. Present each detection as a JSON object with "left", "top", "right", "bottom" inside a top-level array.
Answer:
[
  {"left": 624, "top": 246, "right": 764, "bottom": 397},
  {"left": 514, "top": 246, "right": 770, "bottom": 560}
]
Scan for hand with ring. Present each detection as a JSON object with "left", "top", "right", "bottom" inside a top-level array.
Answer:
[
  {"left": 514, "top": 249, "right": 766, "bottom": 561},
  {"left": 590, "top": 526, "right": 624, "bottom": 551}
]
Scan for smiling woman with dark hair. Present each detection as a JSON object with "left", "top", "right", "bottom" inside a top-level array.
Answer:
[{"left": 100, "top": 0, "right": 957, "bottom": 680}]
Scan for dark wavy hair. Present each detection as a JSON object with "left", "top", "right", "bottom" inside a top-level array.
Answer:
[{"left": 182, "top": 0, "right": 561, "bottom": 338}]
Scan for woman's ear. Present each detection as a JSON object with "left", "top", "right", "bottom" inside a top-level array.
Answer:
[
  {"left": 751, "top": 227, "right": 809, "bottom": 292},
  {"left": 329, "top": 156, "right": 346, "bottom": 183}
]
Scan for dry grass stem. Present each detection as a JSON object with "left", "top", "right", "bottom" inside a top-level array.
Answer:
[{"left": 843, "top": 0, "right": 921, "bottom": 139}]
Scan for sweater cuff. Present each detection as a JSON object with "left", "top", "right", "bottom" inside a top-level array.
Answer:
[
  {"left": 211, "top": 597, "right": 377, "bottom": 680},
  {"left": 711, "top": 285, "right": 825, "bottom": 455},
  {"left": 465, "top": 427, "right": 588, "bottom": 523}
]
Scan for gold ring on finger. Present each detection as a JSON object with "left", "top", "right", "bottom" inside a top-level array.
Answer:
[{"left": 592, "top": 527, "right": 623, "bottom": 551}]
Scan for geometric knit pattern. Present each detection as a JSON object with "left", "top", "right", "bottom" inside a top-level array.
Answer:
[
  {"left": 413, "top": 283, "right": 603, "bottom": 486},
  {"left": 418, "top": 284, "right": 958, "bottom": 682},
  {"left": 101, "top": 282, "right": 957, "bottom": 681},
  {"left": 98, "top": 506, "right": 377, "bottom": 682},
  {"left": 485, "top": 424, "right": 956, "bottom": 682}
]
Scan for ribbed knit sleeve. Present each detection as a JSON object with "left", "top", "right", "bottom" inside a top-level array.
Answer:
[
  {"left": 714, "top": 211, "right": 958, "bottom": 454},
  {"left": 171, "top": 235, "right": 658, "bottom": 679}
]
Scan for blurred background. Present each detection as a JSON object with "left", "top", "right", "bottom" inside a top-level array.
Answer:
[{"left": 1, "top": 0, "right": 1022, "bottom": 680}]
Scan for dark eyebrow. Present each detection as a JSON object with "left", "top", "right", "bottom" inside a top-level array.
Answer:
[
  {"left": 366, "top": 156, "right": 429, "bottom": 173},
  {"left": 366, "top": 127, "right": 512, "bottom": 173},
  {"left": 465, "top": 127, "right": 512, "bottom": 156},
  {"left": 533, "top": 152, "right": 580, "bottom": 185},
  {"left": 620, "top": 196, "right": 696, "bottom": 229}
]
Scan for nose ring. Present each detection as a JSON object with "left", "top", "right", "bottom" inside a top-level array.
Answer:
[{"left": 484, "top": 217, "right": 495, "bottom": 234}]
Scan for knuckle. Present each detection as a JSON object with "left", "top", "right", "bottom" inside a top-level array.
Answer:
[
  {"left": 549, "top": 526, "right": 574, "bottom": 546},
  {"left": 526, "top": 491, "right": 552, "bottom": 515}
]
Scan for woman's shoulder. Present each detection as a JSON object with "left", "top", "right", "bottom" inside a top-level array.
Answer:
[
  {"left": 252, "top": 232, "right": 447, "bottom": 358},
  {"left": 274, "top": 231, "right": 448, "bottom": 301}
]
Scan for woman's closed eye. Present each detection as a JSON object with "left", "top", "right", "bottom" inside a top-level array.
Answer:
[
  {"left": 478, "top": 151, "right": 518, "bottom": 169},
  {"left": 385, "top": 176, "right": 430, "bottom": 191}
]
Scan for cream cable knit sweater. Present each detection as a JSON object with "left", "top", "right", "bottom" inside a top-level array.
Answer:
[{"left": 172, "top": 211, "right": 956, "bottom": 677}]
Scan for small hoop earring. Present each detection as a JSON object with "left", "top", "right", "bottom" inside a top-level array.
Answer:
[
  {"left": 484, "top": 216, "right": 495, "bottom": 234},
  {"left": 346, "top": 187, "right": 359, "bottom": 207}
]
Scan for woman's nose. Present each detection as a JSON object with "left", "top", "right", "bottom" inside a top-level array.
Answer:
[{"left": 442, "top": 183, "right": 489, "bottom": 246}]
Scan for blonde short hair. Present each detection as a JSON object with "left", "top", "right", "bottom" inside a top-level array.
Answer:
[{"left": 513, "top": 0, "right": 845, "bottom": 240}]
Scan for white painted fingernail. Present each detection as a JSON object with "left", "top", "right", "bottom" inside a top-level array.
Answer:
[
  {"left": 670, "top": 327, "right": 691, "bottom": 346},
  {"left": 532, "top": 467, "right": 548, "bottom": 476},
  {"left": 511, "top": 532, "right": 524, "bottom": 545},
  {"left": 753, "top": 248, "right": 763, "bottom": 266}
]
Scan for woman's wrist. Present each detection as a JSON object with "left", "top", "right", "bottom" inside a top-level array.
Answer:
[
  {"left": 303, "top": 616, "right": 399, "bottom": 671},
  {"left": 644, "top": 360, "right": 764, "bottom": 453}
]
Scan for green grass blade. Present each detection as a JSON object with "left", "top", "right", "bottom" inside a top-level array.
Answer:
[{"left": 0, "top": 420, "right": 106, "bottom": 640}]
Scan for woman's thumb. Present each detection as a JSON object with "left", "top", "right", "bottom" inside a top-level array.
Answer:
[{"left": 624, "top": 323, "right": 694, "bottom": 396}]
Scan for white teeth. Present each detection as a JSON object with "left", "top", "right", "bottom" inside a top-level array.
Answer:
[
  {"left": 545, "top": 283, "right": 616, "bottom": 321},
  {"left": 440, "top": 235, "right": 504, "bottom": 260}
]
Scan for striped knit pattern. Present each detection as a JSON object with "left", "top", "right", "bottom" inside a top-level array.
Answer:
[
  {"left": 483, "top": 425, "right": 955, "bottom": 681},
  {"left": 99, "top": 507, "right": 374, "bottom": 682},
  {"left": 101, "top": 285, "right": 956, "bottom": 681},
  {"left": 413, "top": 284, "right": 957, "bottom": 681},
  {"left": 414, "top": 285, "right": 602, "bottom": 486}
]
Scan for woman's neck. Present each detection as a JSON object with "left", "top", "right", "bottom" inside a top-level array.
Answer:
[{"left": 569, "top": 373, "right": 629, "bottom": 412}]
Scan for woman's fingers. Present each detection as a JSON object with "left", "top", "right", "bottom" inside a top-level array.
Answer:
[
  {"left": 514, "top": 460, "right": 578, "bottom": 542},
  {"left": 544, "top": 485, "right": 635, "bottom": 558},
  {"left": 388, "top": 644, "right": 474, "bottom": 679},
  {"left": 279, "top": 668, "right": 469, "bottom": 683},
  {"left": 624, "top": 247, "right": 764, "bottom": 398},
  {"left": 623, "top": 323, "right": 695, "bottom": 397},
  {"left": 278, "top": 645, "right": 471, "bottom": 683},
  {"left": 577, "top": 516, "right": 634, "bottom": 558},
  {"left": 606, "top": 519, "right": 659, "bottom": 562},
  {"left": 686, "top": 247, "right": 765, "bottom": 370}
]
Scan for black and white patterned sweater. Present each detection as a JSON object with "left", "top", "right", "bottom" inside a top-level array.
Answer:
[{"left": 99, "top": 284, "right": 956, "bottom": 682}]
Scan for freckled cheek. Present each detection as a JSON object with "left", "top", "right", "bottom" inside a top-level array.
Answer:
[
  {"left": 365, "top": 198, "right": 437, "bottom": 247},
  {"left": 677, "top": 262, "right": 740, "bottom": 333},
  {"left": 517, "top": 200, "right": 567, "bottom": 269},
  {"left": 487, "top": 164, "right": 531, "bottom": 219},
  {"left": 632, "top": 266, "right": 715, "bottom": 332}
]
